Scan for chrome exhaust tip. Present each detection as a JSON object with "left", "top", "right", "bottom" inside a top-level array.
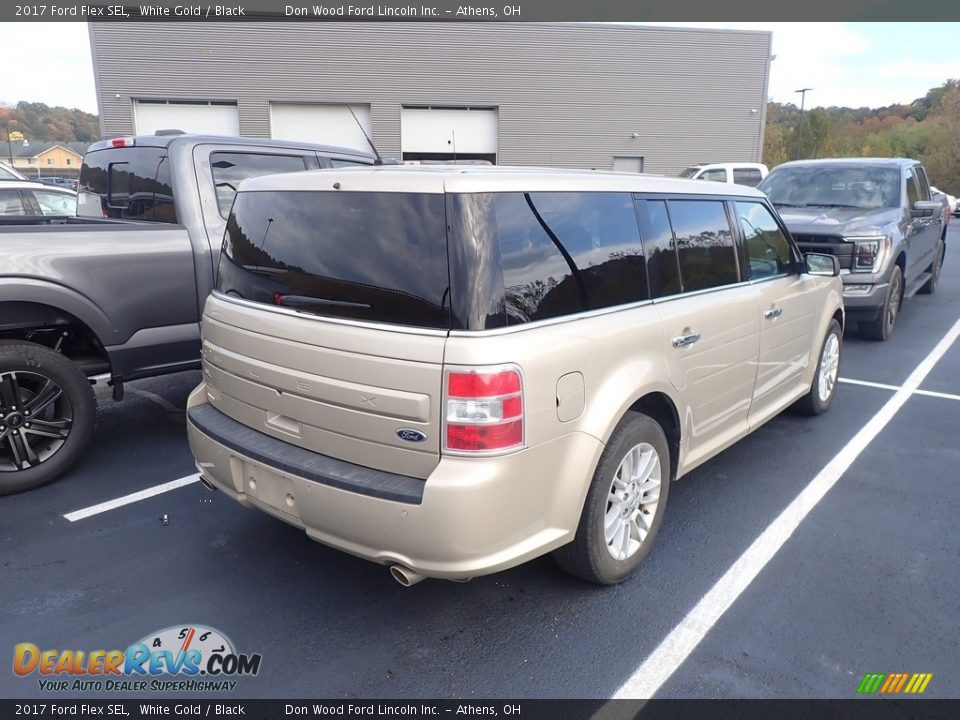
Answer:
[
  {"left": 199, "top": 476, "right": 217, "bottom": 492},
  {"left": 390, "top": 565, "right": 426, "bottom": 587}
]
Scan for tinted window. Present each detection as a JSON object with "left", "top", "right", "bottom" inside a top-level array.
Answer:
[
  {"left": 78, "top": 147, "right": 176, "bottom": 222},
  {"left": 735, "top": 202, "right": 793, "bottom": 280},
  {"left": 733, "top": 168, "right": 763, "bottom": 187},
  {"left": 210, "top": 152, "right": 308, "bottom": 217},
  {"left": 492, "top": 193, "right": 584, "bottom": 325},
  {"left": 525, "top": 193, "right": 649, "bottom": 310},
  {"left": 913, "top": 166, "right": 930, "bottom": 200},
  {"left": 668, "top": 200, "right": 738, "bottom": 292},
  {"left": 0, "top": 189, "right": 27, "bottom": 216},
  {"left": 218, "top": 191, "right": 449, "bottom": 329},
  {"left": 906, "top": 175, "right": 919, "bottom": 206},
  {"left": 638, "top": 199, "right": 682, "bottom": 297},
  {"left": 759, "top": 166, "right": 900, "bottom": 210}
]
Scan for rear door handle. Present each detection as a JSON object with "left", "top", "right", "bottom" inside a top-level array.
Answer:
[
  {"left": 672, "top": 331, "right": 701, "bottom": 348},
  {"left": 764, "top": 306, "right": 783, "bottom": 320}
]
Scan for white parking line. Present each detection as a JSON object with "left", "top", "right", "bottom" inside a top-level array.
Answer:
[
  {"left": 613, "top": 316, "right": 960, "bottom": 699},
  {"left": 63, "top": 473, "right": 200, "bottom": 522},
  {"left": 840, "top": 377, "right": 960, "bottom": 402}
]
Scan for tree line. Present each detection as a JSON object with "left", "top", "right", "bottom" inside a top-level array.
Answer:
[
  {"left": 0, "top": 101, "right": 100, "bottom": 144},
  {"left": 764, "top": 80, "right": 960, "bottom": 195}
]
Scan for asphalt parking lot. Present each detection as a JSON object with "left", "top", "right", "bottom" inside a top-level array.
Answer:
[{"left": 4, "top": 223, "right": 959, "bottom": 700}]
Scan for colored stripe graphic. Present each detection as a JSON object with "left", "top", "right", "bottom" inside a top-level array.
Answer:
[
  {"left": 857, "top": 674, "right": 885, "bottom": 694},
  {"left": 858, "top": 672, "right": 933, "bottom": 694}
]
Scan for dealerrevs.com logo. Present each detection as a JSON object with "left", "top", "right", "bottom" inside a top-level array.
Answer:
[{"left": 13, "top": 625, "right": 262, "bottom": 692}]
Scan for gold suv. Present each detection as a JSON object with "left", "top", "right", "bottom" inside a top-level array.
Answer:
[{"left": 186, "top": 167, "right": 844, "bottom": 585}]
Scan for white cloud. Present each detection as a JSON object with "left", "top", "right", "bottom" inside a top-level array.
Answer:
[{"left": 0, "top": 22, "right": 97, "bottom": 112}]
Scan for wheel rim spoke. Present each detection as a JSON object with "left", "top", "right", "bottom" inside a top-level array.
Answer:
[
  {"left": 25, "top": 378, "right": 63, "bottom": 415},
  {"left": 7, "top": 430, "right": 39, "bottom": 469},
  {"left": 0, "top": 373, "right": 20, "bottom": 410},
  {"left": 25, "top": 418, "right": 72, "bottom": 440}
]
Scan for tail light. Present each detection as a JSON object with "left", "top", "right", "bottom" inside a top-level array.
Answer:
[
  {"left": 109, "top": 137, "right": 135, "bottom": 148},
  {"left": 444, "top": 366, "right": 524, "bottom": 454}
]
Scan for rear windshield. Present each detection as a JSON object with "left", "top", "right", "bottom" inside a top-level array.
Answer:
[
  {"left": 759, "top": 166, "right": 900, "bottom": 210},
  {"left": 78, "top": 147, "right": 176, "bottom": 222},
  {"left": 217, "top": 191, "right": 450, "bottom": 328}
]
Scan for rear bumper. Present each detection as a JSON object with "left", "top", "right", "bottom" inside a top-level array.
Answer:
[{"left": 186, "top": 384, "right": 604, "bottom": 579}]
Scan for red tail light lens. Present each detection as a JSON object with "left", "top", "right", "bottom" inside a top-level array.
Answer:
[{"left": 445, "top": 367, "right": 524, "bottom": 453}]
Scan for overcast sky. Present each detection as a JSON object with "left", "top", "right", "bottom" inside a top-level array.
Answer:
[{"left": 1, "top": 22, "right": 958, "bottom": 115}]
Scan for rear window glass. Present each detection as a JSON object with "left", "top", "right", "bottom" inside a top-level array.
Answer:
[
  {"left": 217, "top": 191, "right": 450, "bottom": 329},
  {"left": 210, "top": 152, "right": 308, "bottom": 217},
  {"left": 78, "top": 147, "right": 176, "bottom": 222}
]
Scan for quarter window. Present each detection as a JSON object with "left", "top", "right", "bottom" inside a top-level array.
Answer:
[
  {"left": 735, "top": 201, "right": 793, "bottom": 280},
  {"left": 210, "top": 152, "right": 308, "bottom": 217},
  {"left": 667, "top": 199, "right": 738, "bottom": 292},
  {"left": 524, "top": 193, "right": 649, "bottom": 311}
]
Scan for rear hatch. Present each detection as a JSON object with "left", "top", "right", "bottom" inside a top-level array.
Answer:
[{"left": 204, "top": 186, "right": 450, "bottom": 479}]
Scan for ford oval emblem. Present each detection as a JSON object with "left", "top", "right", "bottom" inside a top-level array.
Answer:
[{"left": 396, "top": 428, "right": 427, "bottom": 443}]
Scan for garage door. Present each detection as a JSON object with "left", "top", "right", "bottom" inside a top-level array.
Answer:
[
  {"left": 270, "top": 103, "right": 372, "bottom": 152},
  {"left": 401, "top": 107, "right": 498, "bottom": 164},
  {"left": 133, "top": 100, "right": 240, "bottom": 136}
]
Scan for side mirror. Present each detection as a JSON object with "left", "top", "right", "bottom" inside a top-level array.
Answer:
[
  {"left": 912, "top": 200, "right": 940, "bottom": 218},
  {"left": 805, "top": 252, "right": 840, "bottom": 277}
]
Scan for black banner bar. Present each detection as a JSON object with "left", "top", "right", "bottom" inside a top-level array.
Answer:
[
  {"left": 4, "top": 1, "right": 960, "bottom": 22},
  {"left": 1, "top": 700, "right": 957, "bottom": 720}
]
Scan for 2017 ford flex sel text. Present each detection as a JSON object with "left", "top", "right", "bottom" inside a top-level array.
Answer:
[{"left": 186, "top": 167, "right": 844, "bottom": 585}]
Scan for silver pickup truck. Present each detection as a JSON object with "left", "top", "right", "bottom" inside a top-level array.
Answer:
[
  {"left": 0, "top": 133, "right": 375, "bottom": 493},
  {"left": 758, "top": 158, "right": 947, "bottom": 341}
]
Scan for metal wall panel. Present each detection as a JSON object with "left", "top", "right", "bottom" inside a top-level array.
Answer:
[{"left": 89, "top": 22, "right": 771, "bottom": 174}]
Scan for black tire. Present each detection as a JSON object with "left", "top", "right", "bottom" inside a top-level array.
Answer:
[
  {"left": 795, "top": 319, "right": 843, "bottom": 416},
  {"left": 0, "top": 341, "right": 96, "bottom": 495},
  {"left": 552, "top": 412, "right": 670, "bottom": 585},
  {"left": 859, "top": 264, "right": 903, "bottom": 341},
  {"left": 918, "top": 241, "right": 944, "bottom": 295}
]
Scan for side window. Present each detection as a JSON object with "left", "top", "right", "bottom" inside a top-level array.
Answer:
[
  {"left": 31, "top": 190, "right": 77, "bottom": 217},
  {"left": 733, "top": 168, "right": 763, "bottom": 187},
  {"left": 525, "top": 192, "right": 649, "bottom": 310},
  {"left": 638, "top": 199, "right": 682, "bottom": 298},
  {"left": 906, "top": 175, "right": 919, "bottom": 207},
  {"left": 698, "top": 169, "right": 727, "bottom": 183},
  {"left": 735, "top": 201, "right": 793, "bottom": 280},
  {"left": 0, "top": 189, "right": 27, "bottom": 216},
  {"left": 210, "top": 152, "right": 308, "bottom": 217},
  {"left": 492, "top": 193, "right": 584, "bottom": 324},
  {"left": 329, "top": 158, "right": 370, "bottom": 168},
  {"left": 667, "top": 199, "right": 738, "bottom": 292},
  {"left": 913, "top": 167, "right": 931, "bottom": 201}
]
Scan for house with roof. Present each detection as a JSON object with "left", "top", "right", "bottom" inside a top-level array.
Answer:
[{"left": 6, "top": 141, "right": 90, "bottom": 179}]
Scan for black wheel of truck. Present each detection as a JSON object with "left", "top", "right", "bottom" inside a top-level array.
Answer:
[
  {"left": 859, "top": 265, "right": 903, "bottom": 341},
  {"left": 918, "top": 241, "right": 944, "bottom": 295},
  {"left": 0, "top": 341, "right": 96, "bottom": 495}
]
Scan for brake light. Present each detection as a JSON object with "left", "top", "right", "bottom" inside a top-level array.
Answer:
[
  {"left": 445, "top": 367, "right": 524, "bottom": 453},
  {"left": 109, "top": 137, "right": 135, "bottom": 148}
]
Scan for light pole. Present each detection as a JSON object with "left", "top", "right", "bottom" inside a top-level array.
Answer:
[
  {"left": 795, "top": 88, "right": 813, "bottom": 160},
  {"left": 5, "top": 120, "right": 15, "bottom": 166}
]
